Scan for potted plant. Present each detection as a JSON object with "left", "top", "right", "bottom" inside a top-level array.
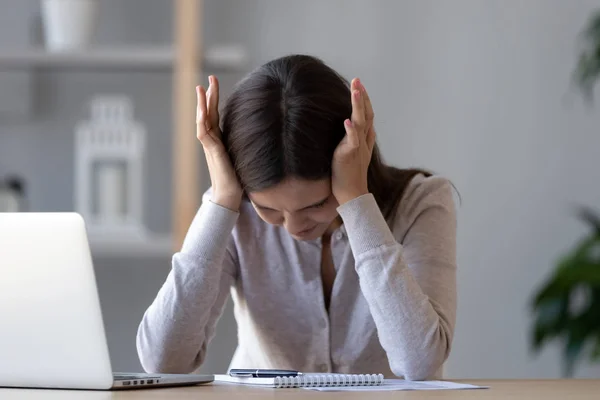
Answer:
[{"left": 530, "top": 10, "right": 600, "bottom": 377}]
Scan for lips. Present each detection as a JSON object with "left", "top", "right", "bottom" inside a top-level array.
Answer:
[{"left": 293, "top": 226, "right": 316, "bottom": 236}]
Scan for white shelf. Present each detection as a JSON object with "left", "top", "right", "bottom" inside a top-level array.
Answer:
[
  {"left": 89, "top": 233, "right": 174, "bottom": 258},
  {"left": 0, "top": 45, "right": 246, "bottom": 71}
]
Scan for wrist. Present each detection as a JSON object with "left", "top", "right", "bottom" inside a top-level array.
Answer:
[
  {"left": 212, "top": 192, "right": 242, "bottom": 212},
  {"left": 335, "top": 190, "right": 369, "bottom": 206}
]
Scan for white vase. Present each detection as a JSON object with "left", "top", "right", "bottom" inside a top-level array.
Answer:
[{"left": 41, "top": 0, "right": 97, "bottom": 51}]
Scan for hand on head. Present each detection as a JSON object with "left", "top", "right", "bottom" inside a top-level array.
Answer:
[
  {"left": 331, "top": 78, "right": 376, "bottom": 205},
  {"left": 196, "top": 76, "right": 243, "bottom": 211},
  {"left": 195, "top": 73, "right": 377, "bottom": 214}
]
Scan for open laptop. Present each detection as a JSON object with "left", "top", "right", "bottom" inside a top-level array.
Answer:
[{"left": 0, "top": 212, "right": 214, "bottom": 390}]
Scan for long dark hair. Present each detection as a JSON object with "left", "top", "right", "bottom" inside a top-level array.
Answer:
[{"left": 221, "top": 54, "right": 430, "bottom": 223}]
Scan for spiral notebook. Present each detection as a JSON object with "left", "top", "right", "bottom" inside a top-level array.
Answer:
[{"left": 214, "top": 373, "right": 385, "bottom": 388}]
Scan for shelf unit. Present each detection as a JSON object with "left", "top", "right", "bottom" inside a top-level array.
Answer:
[
  {"left": 89, "top": 233, "right": 173, "bottom": 258},
  {"left": 0, "top": 0, "right": 244, "bottom": 257},
  {"left": 0, "top": 45, "right": 245, "bottom": 71}
]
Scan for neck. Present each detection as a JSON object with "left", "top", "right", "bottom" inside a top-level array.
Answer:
[{"left": 324, "top": 216, "right": 342, "bottom": 238}]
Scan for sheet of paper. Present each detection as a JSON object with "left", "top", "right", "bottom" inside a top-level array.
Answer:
[{"left": 305, "top": 379, "right": 488, "bottom": 392}]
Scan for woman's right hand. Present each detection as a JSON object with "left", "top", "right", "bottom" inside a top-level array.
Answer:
[{"left": 196, "top": 76, "right": 243, "bottom": 211}]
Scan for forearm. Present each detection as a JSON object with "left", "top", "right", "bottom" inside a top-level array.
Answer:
[
  {"left": 338, "top": 193, "right": 456, "bottom": 380},
  {"left": 355, "top": 244, "right": 455, "bottom": 380},
  {"left": 136, "top": 201, "right": 239, "bottom": 373}
]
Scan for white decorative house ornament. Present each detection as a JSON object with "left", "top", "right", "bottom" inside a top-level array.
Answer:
[{"left": 75, "top": 95, "right": 147, "bottom": 240}]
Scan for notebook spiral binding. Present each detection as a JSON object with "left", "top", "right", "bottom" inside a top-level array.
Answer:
[{"left": 273, "top": 373, "right": 384, "bottom": 388}]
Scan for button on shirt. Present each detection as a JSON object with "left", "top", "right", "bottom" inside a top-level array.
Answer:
[{"left": 136, "top": 175, "right": 457, "bottom": 381}]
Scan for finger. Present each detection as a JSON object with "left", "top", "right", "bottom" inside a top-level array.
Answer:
[
  {"left": 350, "top": 88, "right": 365, "bottom": 131},
  {"left": 196, "top": 86, "right": 213, "bottom": 146},
  {"left": 196, "top": 85, "right": 207, "bottom": 124},
  {"left": 359, "top": 81, "right": 374, "bottom": 122},
  {"left": 207, "top": 75, "right": 220, "bottom": 132},
  {"left": 344, "top": 119, "right": 360, "bottom": 148},
  {"left": 350, "top": 76, "right": 362, "bottom": 90}
]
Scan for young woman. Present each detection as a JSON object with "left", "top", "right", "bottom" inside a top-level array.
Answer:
[{"left": 137, "top": 55, "right": 457, "bottom": 381}]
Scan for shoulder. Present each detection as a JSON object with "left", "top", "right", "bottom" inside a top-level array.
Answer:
[
  {"left": 399, "top": 174, "right": 456, "bottom": 215},
  {"left": 390, "top": 174, "right": 457, "bottom": 239}
]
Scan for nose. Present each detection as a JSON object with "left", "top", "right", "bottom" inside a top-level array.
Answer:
[{"left": 283, "top": 213, "right": 309, "bottom": 235}]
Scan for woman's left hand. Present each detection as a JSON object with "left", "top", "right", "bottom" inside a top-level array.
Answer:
[{"left": 332, "top": 78, "right": 376, "bottom": 206}]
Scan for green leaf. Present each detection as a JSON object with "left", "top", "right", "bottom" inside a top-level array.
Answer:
[
  {"left": 531, "top": 295, "right": 569, "bottom": 351},
  {"left": 532, "top": 280, "right": 567, "bottom": 307},
  {"left": 591, "top": 332, "right": 600, "bottom": 362},
  {"left": 531, "top": 260, "right": 600, "bottom": 308},
  {"left": 575, "top": 52, "right": 600, "bottom": 98},
  {"left": 562, "top": 317, "right": 589, "bottom": 377},
  {"left": 590, "top": 288, "right": 600, "bottom": 316},
  {"left": 564, "top": 334, "right": 583, "bottom": 377},
  {"left": 554, "top": 262, "right": 600, "bottom": 287},
  {"left": 566, "top": 234, "right": 600, "bottom": 266},
  {"left": 582, "top": 10, "right": 600, "bottom": 45},
  {"left": 577, "top": 207, "right": 600, "bottom": 235},
  {"left": 529, "top": 207, "right": 600, "bottom": 375},
  {"left": 533, "top": 324, "right": 547, "bottom": 349},
  {"left": 573, "top": 9, "right": 600, "bottom": 100}
]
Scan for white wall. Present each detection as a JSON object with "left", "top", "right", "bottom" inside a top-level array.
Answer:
[{"left": 207, "top": 0, "right": 600, "bottom": 378}]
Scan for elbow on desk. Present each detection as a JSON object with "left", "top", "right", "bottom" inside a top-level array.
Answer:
[
  {"left": 393, "top": 320, "right": 454, "bottom": 381},
  {"left": 393, "top": 355, "right": 445, "bottom": 381},
  {"left": 137, "top": 345, "right": 204, "bottom": 375},
  {"left": 397, "top": 362, "right": 439, "bottom": 382},
  {"left": 391, "top": 344, "right": 450, "bottom": 381},
  {"left": 136, "top": 331, "right": 205, "bottom": 374}
]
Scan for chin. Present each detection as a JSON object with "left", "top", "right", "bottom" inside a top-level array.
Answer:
[{"left": 290, "top": 224, "right": 327, "bottom": 241}]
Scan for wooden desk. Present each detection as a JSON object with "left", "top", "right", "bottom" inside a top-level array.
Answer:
[{"left": 1, "top": 380, "right": 599, "bottom": 399}]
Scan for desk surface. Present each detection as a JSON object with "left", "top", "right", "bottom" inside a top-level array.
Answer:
[{"left": 1, "top": 380, "right": 599, "bottom": 399}]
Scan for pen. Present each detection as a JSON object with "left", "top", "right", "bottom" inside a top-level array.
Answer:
[{"left": 229, "top": 369, "right": 302, "bottom": 378}]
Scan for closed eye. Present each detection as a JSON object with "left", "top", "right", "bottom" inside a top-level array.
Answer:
[
  {"left": 257, "top": 205, "right": 278, "bottom": 212},
  {"left": 310, "top": 199, "right": 328, "bottom": 209},
  {"left": 252, "top": 196, "right": 329, "bottom": 212}
]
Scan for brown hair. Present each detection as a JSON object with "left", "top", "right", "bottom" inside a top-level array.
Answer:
[{"left": 221, "top": 54, "right": 431, "bottom": 223}]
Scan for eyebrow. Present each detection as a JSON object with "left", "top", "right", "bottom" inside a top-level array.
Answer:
[{"left": 253, "top": 196, "right": 329, "bottom": 212}]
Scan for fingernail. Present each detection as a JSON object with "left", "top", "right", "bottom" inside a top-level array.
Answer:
[
  {"left": 357, "top": 79, "right": 365, "bottom": 91},
  {"left": 353, "top": 90, "right": 360, "bottom": 99},
  {"left": 196, "top": 85, "right": 200, "bottom": 95},
  {"left": 209, "top": 76, "right": 213, "bottom": 84},
  {"left": 345, "top": 119, "right": 353, "bottom": 127}
]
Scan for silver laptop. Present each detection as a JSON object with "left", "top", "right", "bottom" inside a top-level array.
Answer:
[{"left": 0, "top": 212, "right": 213, "bottom": 390}]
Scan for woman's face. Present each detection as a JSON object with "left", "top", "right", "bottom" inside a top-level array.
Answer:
[{"left": 247, "top": 178, "right": 340, "bottom": 241}]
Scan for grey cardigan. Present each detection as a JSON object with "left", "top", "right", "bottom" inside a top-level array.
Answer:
[{"left": 136, "top": 174, "right": 457, "bottom": 380}]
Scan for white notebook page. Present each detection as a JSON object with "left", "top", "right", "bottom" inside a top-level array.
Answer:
[{"left": 305, "top": 379, "right": 488, "bottom": 391}]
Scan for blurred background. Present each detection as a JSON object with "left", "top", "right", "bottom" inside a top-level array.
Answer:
[{"left": 1, "top": 0, "right": 600, "bottom": 379}]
